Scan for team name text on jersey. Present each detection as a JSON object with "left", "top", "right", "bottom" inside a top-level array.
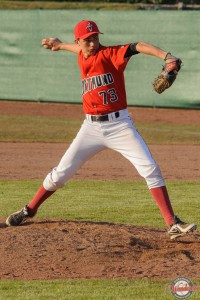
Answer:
[{"left": 82, "top": 72, "right": 114, "bottom": 95}]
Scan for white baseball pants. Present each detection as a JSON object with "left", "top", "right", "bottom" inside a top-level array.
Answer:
[{"left": 43, "top": 109, "right": 165, "bottom": 191}]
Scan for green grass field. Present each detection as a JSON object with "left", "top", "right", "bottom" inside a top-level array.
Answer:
[
  {"left": 0, "top": 114, "right": 199, "bottom": 144},
  {"left": 0, "top": 0, "right": 140, "bottom": 10},
  {"left": 1, "top": 278, "right": 200, "bottom": 300},
  {"left": 1, "top": 180, "right": 200, "bottom": 227}
]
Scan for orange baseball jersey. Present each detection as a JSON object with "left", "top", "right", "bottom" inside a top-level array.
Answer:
[{"left": 78, "top": 44, "right": 131, "bottom": 115}]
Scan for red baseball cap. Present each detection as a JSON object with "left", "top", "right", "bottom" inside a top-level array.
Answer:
[{"left": 74, "top": 20, "right": 103, "bottom": 40}]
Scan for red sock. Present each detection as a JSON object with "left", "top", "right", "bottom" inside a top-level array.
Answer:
[
  {"left": 27, "top": 185, "right": 55, "bottom": 216},
  {"left": 150, "top": 186, "right": 174, "bottom": 227}
]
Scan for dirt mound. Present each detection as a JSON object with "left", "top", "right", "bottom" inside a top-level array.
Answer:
[{"left": 0, "top": 219, "right": 199, "bottom": 280}]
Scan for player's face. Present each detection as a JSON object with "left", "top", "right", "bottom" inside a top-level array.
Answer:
[{"left": 76, "top": 34, "right": 100, "bottom": 59}]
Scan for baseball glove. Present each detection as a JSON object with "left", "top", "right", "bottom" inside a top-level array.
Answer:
[{"left": 152, "top": 57, "right": 182, "bottom": 94}]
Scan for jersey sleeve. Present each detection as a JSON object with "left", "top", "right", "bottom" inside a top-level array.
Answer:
[{"left": 108, "top": 44, "right": 131, "bottom": 72}]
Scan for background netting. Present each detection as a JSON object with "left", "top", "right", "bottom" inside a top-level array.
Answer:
[{"left": 0, "top": 10, "right": 199, "bottom": 108}]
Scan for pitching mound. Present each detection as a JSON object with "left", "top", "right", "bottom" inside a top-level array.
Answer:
[{"left": 0, "top": 219, "right": 199, "bottom": 280}]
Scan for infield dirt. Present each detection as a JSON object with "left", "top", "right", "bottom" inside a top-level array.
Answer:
[{"left": 0, "top": 101, "right": 199, "bottom": 280}]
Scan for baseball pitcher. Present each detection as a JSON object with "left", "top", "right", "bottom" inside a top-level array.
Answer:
[{"left": 6, "top": 20, "right": 196, "bottom": 240}]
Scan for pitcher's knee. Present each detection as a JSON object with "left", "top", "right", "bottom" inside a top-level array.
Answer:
[
  {"left": 144, "top": 164, "right": 165, "bottom": 189},
  {"left": 43, "top": 169, "right": 67, "bottom": 191}
]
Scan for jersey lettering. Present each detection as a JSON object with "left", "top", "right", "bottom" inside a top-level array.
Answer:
[
  {"left": 98, "top": 88, "right": 118, "bottom": 105},
  {"left": 108, "top": 88, "right": 118, "bottom": 102},
  {"left": 82, "top": 73, "right": 114, "bottom": 95}
]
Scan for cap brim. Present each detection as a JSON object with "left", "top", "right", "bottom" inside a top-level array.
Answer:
[{"left": 77, "top": 31, "right": 103, "bottom": 40}]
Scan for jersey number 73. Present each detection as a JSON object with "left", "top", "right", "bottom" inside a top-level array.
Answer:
[{"left": 98, "top": 88, "right": 118, "bottom": 105}]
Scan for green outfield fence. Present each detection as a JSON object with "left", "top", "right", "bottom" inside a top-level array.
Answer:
[{"left": 0, "top": 10, "right": 199, "bottom": 108}]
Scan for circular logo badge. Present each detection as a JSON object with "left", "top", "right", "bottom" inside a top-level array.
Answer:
[{"left": 171, "top": 277, "right": 193, "bottom": 299}]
